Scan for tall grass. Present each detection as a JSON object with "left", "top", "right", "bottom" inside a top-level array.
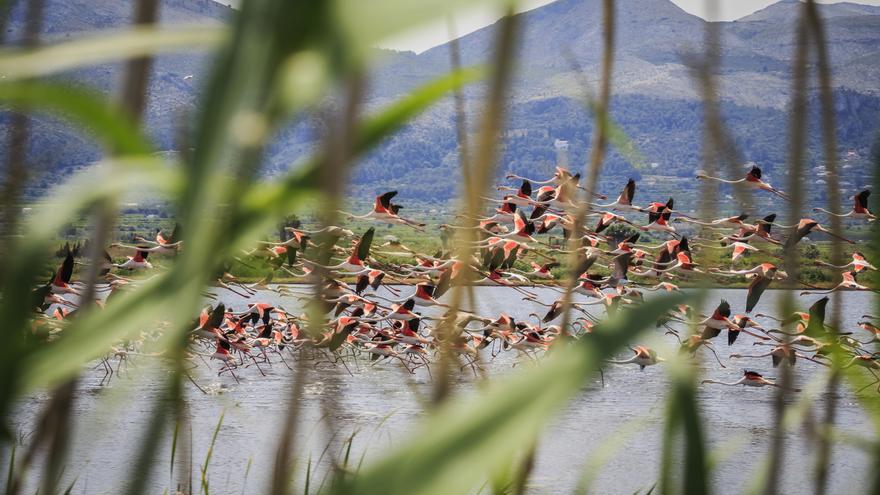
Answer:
[{"left": 0, "top": 0, "right": 877, "bottom": 494}]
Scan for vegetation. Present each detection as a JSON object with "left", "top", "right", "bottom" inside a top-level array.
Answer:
[{"left": 0, "top": 0, "right": 878, "bottom": 494}]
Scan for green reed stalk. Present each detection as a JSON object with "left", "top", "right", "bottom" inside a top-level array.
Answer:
[
  {"left": 803, "top": 1, "right": 844, "bottom": 493},
  {"left": 764, "top": 5, "right": 810, "bottom": 494},
  {"left": 558, "top": 0, "right": 615, "bottom": 339},
  {"left": 433, "top": 8, "right": 519, "bottom": 404},
  {"left": 200, "top": 410, "right": 225, "bottom": 495}
]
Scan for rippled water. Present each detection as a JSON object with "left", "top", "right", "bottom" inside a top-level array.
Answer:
[{"left": 6, "top": 287, "right": 877, "bottom": 494}]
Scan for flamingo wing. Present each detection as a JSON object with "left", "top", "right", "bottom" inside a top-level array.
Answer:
[
  {"left": 610, "top": 252, "right": 633, "bottom": 281},
  {"left": 329, "top": 321, "right": 357, "bottom": 352},
  {"left": 856, "top": 190, "right": 870, "bottom": 210},
  {"left": 206, "top": 302, "right": 226, "bottom": 330},
  {"left": 622, "top": 178, "right": 635, "bottom": 204},
  {"left": 573, "top": 253, "right": 598, "bottom": 278},
  {"left": 804, "top": 296, "right": 829, "bottom": 337},
  {"left": 403, "top": 298, "right": 416, "bottom": 311},
  {"left": 354, "top": 274, "right": 369, "bottom": 295},
  {"left": 59, "top": 251, "right": 75, "bottom": 284},
  {"left": 746, "top": 276, "right": 772, "bottom": 313},
  {"left": 377, "top": 191, "right": 398, "bottom": 209},
  {"left": 356, "top": 227, "right": 375, "bottom": 261}
]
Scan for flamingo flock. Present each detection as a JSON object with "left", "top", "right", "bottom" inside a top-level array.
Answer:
[{"left": 30, "top": 164, "right": 880, "bottom": 393}]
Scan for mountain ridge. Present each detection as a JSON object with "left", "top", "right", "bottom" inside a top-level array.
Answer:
[{"left": 5, "top": 0, "right": 880, "bottom": 206}]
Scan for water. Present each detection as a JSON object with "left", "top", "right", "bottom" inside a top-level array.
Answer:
[{"left": 6, "top": 287, "right": 876, "bottom": 494}]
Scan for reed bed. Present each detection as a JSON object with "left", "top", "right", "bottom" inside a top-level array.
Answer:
[{"left": 0, "top": 0, "right": 878, "bottom": 494}]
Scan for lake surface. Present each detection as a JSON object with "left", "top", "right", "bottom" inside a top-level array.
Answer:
[{"left": 6, "top": 287, "right": 877, "bottom": 494}]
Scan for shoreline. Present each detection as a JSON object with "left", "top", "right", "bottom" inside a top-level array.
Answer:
[{"left": 215, "top": 278, "right": 845, "bottom": 290}]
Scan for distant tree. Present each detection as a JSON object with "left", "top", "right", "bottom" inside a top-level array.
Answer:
[
  {"left": 604, "top": 223, "right": 640, "bottom": 245},
  {"left": 802, "top": 244, "right": 821, "bottom": 260}
]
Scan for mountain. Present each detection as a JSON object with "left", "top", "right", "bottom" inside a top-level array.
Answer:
[
  {"left": 0, "top": 0, "right": 231, "bottom": 194},
  {"left": 347, "top": 0, "right": 880, "bottom": 204},
  {"left": 739, "top": 0, "right": 880, "bottom": 22},
  {"left": 4, "top": 0, "right": 880, "bottom": 209}
]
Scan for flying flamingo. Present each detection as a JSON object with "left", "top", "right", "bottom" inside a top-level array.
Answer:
[
  {"left": 338, "top": 191, "right": 425, "bottom": 230},
  {"left": 726, "top": 315, "right": 770, "bottom": 345},
  {"left": 710, "top": 263, "right": 787, "bottom": 312},
  {"left": 723, "top": 214, "right": 782, "bottom": 246},
  {"left": 697, "top": 300, "right": 739, "bottom": 340},
  {"left": 813, "top": 189, "right": 875, "bottom": 221},
  {"left": 676, "top": 335, "right": 726, "bottom": 368},
  {"left": 814, "top": 252, "right": 876, "bottom": 273},
  {"left": 800, "top": 271, "right": 879, "bottom": 296},
  {"left": 510, "top": 261, "right": 559, "bottom": 280},
  {"left": 113, "top": 249, "right": 153, "bottom": 271},
  {"left": 48, "top": 252, "right": 80, "bottom": 295},
  {"left": 133, "top": 223, "right": 183, "bottom": 252},
  {"left": 506, "top": 166, "right": 604, "bottom": 200},
  {"left": 730, "top": 344, "right": 828, "bottom": 368},
  {"left": 625, "top": 199, "right": 677, "bottom": 236},
  {"left": 491, "top": 180, "right": 538, "bottom": 208},
  {"left": 702, "top": 370, "right": 799, "bottom": 391},
  {"left": 674, "top": 212, "right": 749, "bottom": 229},
  {"left": 781, "top": 218, "right": 854, "bottom": 247},
  {"left": 842, "top": 355, "right": 880, "bottom": 393},
  {"left": 607, "top": 345, "right": 665, "bottom": 369},
  {"left": 696, "top": 165, "right": 791, "bottom": 200},
  {"left": 302, "top": 228, "right": 375, "bottom": 274},
  {"left": 591, "top": 178, "right": 638, "bottom": 212}
]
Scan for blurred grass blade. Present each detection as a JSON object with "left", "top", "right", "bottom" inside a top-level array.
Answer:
[
  {"left": 24, "top": 159, "right": 179, "bottom": 241},
  {"left": 4, "top": 441, "right": 14, "bottom": 495},
  {"left": 333, "top": 293, "right": 687, "bottom": 495},
  {"left": 17, "top": 275, "right": 184, "bottom": 392},
  {"left": 201, "top": 411, "right": 225, "bottom": 495},
  {"left": 234, "top": 66, "right": 485, "bottom": 241},
  {"left": 675, "top": 378, "right": 709, "bottom": 494},
  {"left": 0, "top": 25, "right": 226, "bottom": 80},
  {"left": 355, "top": 66, "right": 484, "bottom": 148},
  {"left": 0, "top": 82, "right": 153, "bottom": 155}
]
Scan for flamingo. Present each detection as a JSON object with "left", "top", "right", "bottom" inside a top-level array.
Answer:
[
  {"left": 113, "top": 249, "right": 153, "bottom": 271},
  {"left": 696, "top": 165, "right": 791, "bottom": 200},
  {"left": 591, "top": 178, "right": 639, "bottom": 212},
  {"left": 698, "top": 300, "right": 739, "bottom": 340},
  {"left": 813, "top": 189, "right": 875, "bottom": 221},
  {"left": 506, "top": 167, "right": 591, "bottom": 192},
  {"left": 302, "top": 228, "right": 375, "bottom": 274},
  {"left": 710, "top": 263, "right": 786, "bottom": 313},
  {"left": 722, "top": 214, "right": 782, "bottom": 246},
  {"left": 338, "top": 191, "right": 425, "bottom": 230},
  {"left": 800, "top": 271, "right": 879, "bottom": 296},
  {"left": 702, "top": 370, "right": 798, "bottom": 391},
  {"left": 134, "top": 223, "right": 183, "bottom": 251},
  {"left": 607, "top": 346, "right": 665, "bottom": 369},
  {"left": 629, "top": 198, "right": 677, "bottom": 235},
  {"left": 814, "top": 252, "right": 876, "bottom": 273},
  {"left": 674, "top": 212, "right": 749, "bottom": 229},
  {"left": 781, "top": 218, "right": 854, "bottom": 247},
  {"left": 48, "top": 252, "right": 80, "bottom": 296},
  {"left": 730, "top": 344, "right": 828, "bottom": 368}
]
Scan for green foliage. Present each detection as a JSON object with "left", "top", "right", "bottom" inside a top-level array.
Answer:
[
  {"left": 0, "top": 1, "right": 878, "bottom": 495},
  {"left": 333, "top": 292, "right": 687, "bottom": 495}
]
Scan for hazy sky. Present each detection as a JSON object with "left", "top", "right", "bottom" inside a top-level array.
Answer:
[{"left": 378, "top": 0, "right": 880, "bottom": 52}]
